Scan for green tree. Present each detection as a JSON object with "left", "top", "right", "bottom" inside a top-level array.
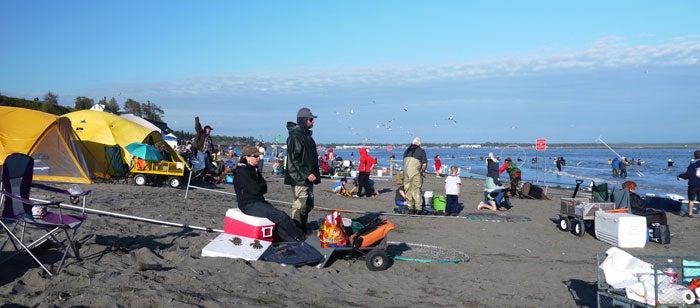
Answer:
[
  {"left": 141, "top": 100, "right": 164, "bottom": 122},
  {"left": 123, "top": 98, "right": 141, "bottom": 116},
  {"left": 39, "top": 91, "right": 59, "bottom": 114},
  {"left": 74, "top": 96, "right": 94, "bottom": 110},
  {"left": 107, "top": 97, "right": 120, "bottom": 113}
]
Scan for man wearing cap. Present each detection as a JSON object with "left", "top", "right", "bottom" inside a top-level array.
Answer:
[
  {"left": 403, "top": 137, "right": 428, "bottom": 215},
  {"left": 284, "top": 107, "right": 321, "bottom": 231},
  {"left": 233, "top": 146, "right": 306, "bottom": 242},
  {"left": 193, "top": 116, "right": 214, "bottom": 172}
]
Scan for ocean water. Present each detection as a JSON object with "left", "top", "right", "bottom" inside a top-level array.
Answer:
[{"left": 323, "top": 146, "right": 700, "bottom": 197}]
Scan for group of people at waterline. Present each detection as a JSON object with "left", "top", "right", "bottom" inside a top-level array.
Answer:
[{"left": 196, "top": 108, "right": 698, "bottom": 232}]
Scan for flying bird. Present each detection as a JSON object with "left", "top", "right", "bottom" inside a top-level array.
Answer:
[{"left": 447, "top": 116, "right": 457, "bottom": 123}]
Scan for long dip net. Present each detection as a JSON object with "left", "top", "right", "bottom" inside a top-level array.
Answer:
[
  {"left": 387, "top": 241, "right": 470, "bottom": 263},
  {"left": 462, "top": 212, "right": 531, "bottom": 223}
]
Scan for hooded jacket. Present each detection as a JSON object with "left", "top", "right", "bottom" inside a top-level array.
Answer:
[
  {"left": 284, "top": 121, "right": 321, "bottom": 186},
  {"left": 678, "top": 159, "right": 700, "bottom": 188},
  {"left": 358, "top": 147, "right": 376, "bottom": 173},
  {"left": 232, "top": 161, "right": 267, "bottom": 205}
]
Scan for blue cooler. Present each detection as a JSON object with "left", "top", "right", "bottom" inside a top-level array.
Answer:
[{"left": 645, "top": 196, "right": 682, "bottom": 212}]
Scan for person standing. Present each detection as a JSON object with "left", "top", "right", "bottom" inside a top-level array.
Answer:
[
  {"left": 233, "top": 146, "right": 306, "bottom": 242},
  {"left": 677, "top": 150, "right": 700, "bottom": 218},
  {"left": 499, "top": 157, "right": 523, "bottom": 198},
  {"left": 434, "top": 155, "right": 442, "bottom": 178},
  {"left": 389, "top": 154, "right": 396, "bottom": 176},
  {"left": 619, "top": 157, "right": 630, "bottom": 178},
  {"left": 611, "top": 157, "right": 620, "bottom": 177},
  {"left": 444, "top": 166, "right": 461, "bottom": 216},
  {"left": 256, "top": 142, "right": 266, "bottom": 173},
  {"left": 284, "top": 107, "right": 321, "bottom": 231},
  {"left": 486, "top": 153, "right": 500, "bottom": 185},
  {"left": 403, "top": 137, "right": 428, "bottom": 215},
  {"left": 356, "top": 147, "right": 377, "bottom": 197},
  {"left": 555, "top": 157, "right": 566, "bottom": 172},
  {"left": 193, "top": 116, "right": 214, "bottom": 172}
]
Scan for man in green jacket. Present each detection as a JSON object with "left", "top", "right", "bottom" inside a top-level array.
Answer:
[
  {"left": 284, "top": 107, "right": 321, "bottom": 231},
  {"left": 403, "top": 137, "right": 428, "bottom": 215}
]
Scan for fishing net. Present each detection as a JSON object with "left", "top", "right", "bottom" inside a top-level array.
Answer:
[
  {"left": 462, "top": 212, "right": 531, "bottom": 223},
  {"left": 387, "top": 241, "right": 470, "bottom": 263}
]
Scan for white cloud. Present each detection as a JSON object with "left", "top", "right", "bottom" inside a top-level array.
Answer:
[{"left": 103, "top": 35, "right": 700, "bottom": 101}]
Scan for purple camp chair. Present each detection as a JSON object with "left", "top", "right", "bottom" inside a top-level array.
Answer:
[{"left": 0, "top": 153, "right": 90, "bottom": 276}]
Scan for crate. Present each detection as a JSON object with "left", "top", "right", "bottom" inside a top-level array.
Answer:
[
  {"left": 560, "top": 197, "right": 614, "bottom": 220},
  {"left": 560, "top": 197, "right": 591, "bottom": 215},
  {"left": 577, "top": 202, "right": 616, "bottom": 220},
  {"left": 596, "top": 252, "right": 700, "bottom": 307}
]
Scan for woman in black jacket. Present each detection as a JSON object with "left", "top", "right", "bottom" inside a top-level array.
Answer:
[{"left": 233, "top": 146, "right": 306, "bottom": 242}]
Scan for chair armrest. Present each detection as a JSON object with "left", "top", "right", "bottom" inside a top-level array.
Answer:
[{"left": 0, "top": 191, "right": 62, "bottom": 208}]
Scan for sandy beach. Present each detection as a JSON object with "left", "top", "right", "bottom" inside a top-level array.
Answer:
[{"left": 2, "top": 167, "right": 699, "bottom": 307}]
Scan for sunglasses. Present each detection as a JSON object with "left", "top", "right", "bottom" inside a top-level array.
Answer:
[
  {"left": 308, "top": 118, "right": 314, "bottom": 122},
  {"left": 249, "top": 154, "right": 260, "bottom": 158}
]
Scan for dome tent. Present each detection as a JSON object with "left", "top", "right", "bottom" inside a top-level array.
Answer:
[{"left": 0, "top": 107, "right": 93, "bottom": 184}]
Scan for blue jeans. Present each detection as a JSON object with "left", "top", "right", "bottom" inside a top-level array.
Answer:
[{"left": 446, "top": 194, "right": 459, "bottom": 214}]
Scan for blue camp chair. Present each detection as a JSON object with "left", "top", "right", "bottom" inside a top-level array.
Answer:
[{"left": 0, "top": 153, "right": 90, "bottom": 276}]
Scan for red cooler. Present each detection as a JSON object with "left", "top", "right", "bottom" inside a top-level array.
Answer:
[{"left": 223, "top": 208, "right": 275, "bottom": 241}]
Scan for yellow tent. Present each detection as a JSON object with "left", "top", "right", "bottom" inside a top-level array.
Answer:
[
  {"left": 61, "top": 110, "right": 185, "bottom": 179},
  {"left": 0, "top": 106, "right": 93, "bottom": 183}
]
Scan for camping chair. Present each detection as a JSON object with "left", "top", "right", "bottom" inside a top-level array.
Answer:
[
  {"left": 591, "top": 181, "right": 609, "bottom": 202},
  {"left": 611, "top": 187, "right": 631, "bottom": 211},
  {"left": 610, "top": 187, "right": 668, "bottom": 226},
  {"left": 0, "top": 153, "right": 90, "bottom": 276}
]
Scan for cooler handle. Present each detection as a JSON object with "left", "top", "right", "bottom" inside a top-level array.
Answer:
[{"left": 262, "top": 226, "right": 274, "bottom": 238}]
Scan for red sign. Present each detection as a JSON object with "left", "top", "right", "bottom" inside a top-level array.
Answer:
[{"left": 536, "top": 139, "right": 547, "bottom": 151}]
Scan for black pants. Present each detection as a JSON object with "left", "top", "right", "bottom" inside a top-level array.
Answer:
[
  {"left": 239, "top": 201, "right": 305, "bottom": 242},
  {"left": 357, "top": 172, "right": 371, "bottom": 197}
]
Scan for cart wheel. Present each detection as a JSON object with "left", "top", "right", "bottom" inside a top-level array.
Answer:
[
  {"left": 365, "top": 249, "right": 390, "bottom": 271},
  {"left": 133, "top": 174, "right": 147, "bottom": 186},
  {"left": 572, "top": 219, "right": 586, "bottom": 237},
  {"left": 557, "top": 216, "right": 571, "bottom": 232},
  {"left": 167, "top": 176, "right": 181, "bottom": 188}
]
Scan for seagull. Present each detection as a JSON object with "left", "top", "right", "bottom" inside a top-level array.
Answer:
[
  {"left": 433, "top": 124, "right": 439, "bottom": 128},
  {"left": 403, "top": 106, "right": 408, "bottom": 112},
  {"left": 447, "top": 116, "right": 457, "bottom": 123},
  {"left": 350, "top": 108, "right": 354, "bottom": 114}
]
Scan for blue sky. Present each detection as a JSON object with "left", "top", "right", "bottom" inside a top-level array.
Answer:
[{"left": 2, "top": 1, "right": 699, "bottom": 145}]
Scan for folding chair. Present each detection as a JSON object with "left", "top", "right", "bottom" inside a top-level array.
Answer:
[
  {"left": 591, "top": 181, "right": 609, "bottom": 202},
  {"left": 0, "top": 153, "right": 90, "bottom": 276}
]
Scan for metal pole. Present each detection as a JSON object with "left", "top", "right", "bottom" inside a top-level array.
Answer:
[
  {"left": 596, "top": 137, "right": 644, "bottom": 177},
  {"left": 30, "top": 197, "right": 223, "bottom": 233}
]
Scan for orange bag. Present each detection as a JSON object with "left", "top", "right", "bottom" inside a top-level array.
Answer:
[
  {"left": 319, "top": 211, "right": 348, "bottom": 248},
  {"left": 349, "top": 217, "right": 395, "bottom": 248}
]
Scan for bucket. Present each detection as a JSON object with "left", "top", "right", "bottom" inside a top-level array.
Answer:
[
  {"left": 377, "top": 170, "right": 383, "bottom": 177},
  {"left": 433, "top": 195, "right": 446, "bottom": 212},
  {"left": 423, "top": 191, "right": 434, "bottom": 206},
  {"left": 350, "top": 170, "right": 357, "bottom": 177}
]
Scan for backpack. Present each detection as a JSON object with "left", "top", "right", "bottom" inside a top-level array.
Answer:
[{"left": 349, "top": 217, "right": 395, "bottom": 249}]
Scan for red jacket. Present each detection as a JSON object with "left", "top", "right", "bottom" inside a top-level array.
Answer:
[{"left": 358, "top": 148, "right": 377, "bottom": 172}]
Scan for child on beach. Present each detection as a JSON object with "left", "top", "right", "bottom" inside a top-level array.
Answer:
[
  {"left": 444, "top": 166, "right": 461, "bottom": 216},
  {"left": 677, "top": 150, "right": 700, "bottom": 218},
  {"left": 478, "top": 176, "right": 512, "bottom": 211},
  {"left": 332, "top": 177, "right": 352, "bottom": 197}
]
